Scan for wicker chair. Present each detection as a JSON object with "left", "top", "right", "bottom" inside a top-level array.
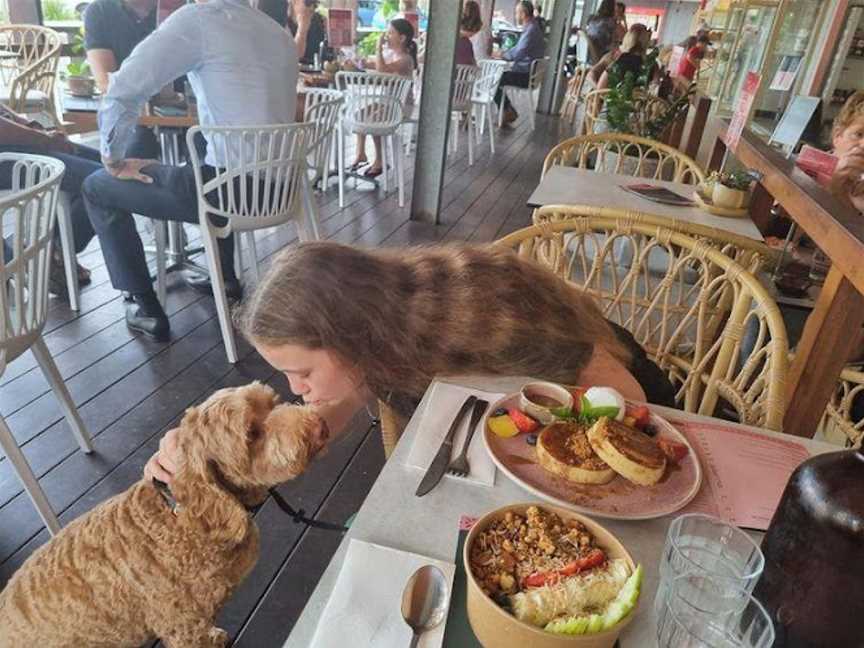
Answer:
[
  {"left": 561, "top": 65, "right": 590, "bottom": 128},
  {"left": 819, "top": 366, "right": 864, "bottom": 448},
  {"left": 494, "top": 218, "right": 789, "bottom": 431},
  {"left": 581, "top": 88, "right": 609, "bottom": 134},
  {"left": 543, "top": 132, "right": 706, "bottom": 185},
  {"left": 0, "top": 25, "right": 62, "bottom": 125},
  {"left": 532, "top": 204, "right": 777, "bottom": 274}
]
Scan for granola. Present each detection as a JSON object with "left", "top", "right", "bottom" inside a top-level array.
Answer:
[{"left": 468, "top": 506, "right": 600, "bottom": 598}]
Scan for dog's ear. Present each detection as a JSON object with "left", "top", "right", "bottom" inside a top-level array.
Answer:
[{"left": 171, "top": 404, "right": 251, "bottom": 545}]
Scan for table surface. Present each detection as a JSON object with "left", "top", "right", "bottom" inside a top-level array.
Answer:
[
  {"left": 527, "top": 166, "right": 765, "bottom": 242},
  {"left": 285, "top": 375, "right": 836, "bottom": 648}
]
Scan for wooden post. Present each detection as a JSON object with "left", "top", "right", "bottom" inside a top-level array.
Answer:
[
  {"left": 784, "top": 266, "right": 864, "bottom": 438},
  {"left": 708, "top": 134, "right": 726, "bottom": 172},
  {"left": 749, "top": 182, "right": 774, "bottom": 235},
  {"left": 684, "top": 94, "right": 711, "bottom": 161}
]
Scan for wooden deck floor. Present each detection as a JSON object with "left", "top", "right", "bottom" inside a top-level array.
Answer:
[{"left": 0, "top": 114, "right": 566, "bottom": 645}]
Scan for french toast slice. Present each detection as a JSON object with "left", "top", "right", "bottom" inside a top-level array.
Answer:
[
  {"left": 586, "top": 417, "right": 667, "bottom": 486},
  {"left": 536, "top": 420, "right": 616, "bottom": 485}
]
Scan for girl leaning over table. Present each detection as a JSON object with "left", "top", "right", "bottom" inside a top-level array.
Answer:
[
  {"left": 347, "top": 18, "right": 417, "bottom": 179},
  {"left": 144, "top": 242, "right": 677, "bottom": 482}
]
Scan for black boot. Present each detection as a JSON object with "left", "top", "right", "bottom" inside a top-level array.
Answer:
[
  {"left": 182, "top": 270, "right": 244, "bottom": 302},
  {"left": 126, "top": 291, "right": 169, "bottom": 341}
]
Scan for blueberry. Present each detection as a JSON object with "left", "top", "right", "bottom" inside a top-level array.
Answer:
[
  {"left": 642, "top": 424, "right": 658, "bottom": 437},
  {"left": 493, "top": 408, "right": 508, "bottom": 417},
  {"left": 526, "top": 433, "right": 538, "bottom": 446}
]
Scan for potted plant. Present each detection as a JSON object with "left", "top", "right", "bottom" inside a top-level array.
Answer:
[
  {"left": 710, "top": 170, "right": 754, "bottom": 209},
  {"left": 66, "top": 60, "right": 95, "bottom": 97},
  {"left": 600, "top": 51, "right": 694, "bottom": 178},
  {"left": 65, "top": 27, "right": 96, "bottom": 97}
]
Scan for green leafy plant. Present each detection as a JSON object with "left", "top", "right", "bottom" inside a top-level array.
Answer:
[
  {"left": 66, "top": 59, "right": 90, "bottom": 77},
  {"left": 41, "top": 0, "right": 75, "bottom": 21},
  {"left": 604, "top": 49, "right": 694, "bottom": 141},
  {"left": 357, "top": 30, "right": 382, "bottom": 57},
  {"left": 710, "top": 170, "right": 754, "bottom": 191},
  {"left": 550, "top": 396, "right": 621, "bottom": 426},
  {"left": 71, "top": 25, "right": 85, "bottom": 54},
  {"left": 380, "top": 0, "right": 398, "bottom": 18}
]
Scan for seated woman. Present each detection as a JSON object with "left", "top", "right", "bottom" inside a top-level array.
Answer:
[
  {"left": 145, "top": 241, "right": 677, "bottom": 479},
  {"left": 830, "top": 91, "right": 864, "bottom": 214},
  {"left": 457, "top": 0, "right": 482, "bottom": 66},
  {"left": 588, "top": 23, "right": 648, "bottom": 87},
  {"left": 348, "top": 18, "right": 417, "bottom": 178},
  {"left": 596, "top": 26, "right": 650, "bottom": 90}
]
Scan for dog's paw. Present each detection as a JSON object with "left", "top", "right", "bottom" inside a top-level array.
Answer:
[{"left": 208, "top": 627, "right": 229, "bottom": 647}]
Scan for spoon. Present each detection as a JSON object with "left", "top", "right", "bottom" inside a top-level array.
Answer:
[{"left": 401, "top": 564, "right": 449, "bottom": 648}]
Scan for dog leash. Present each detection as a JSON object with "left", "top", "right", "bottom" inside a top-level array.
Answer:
[
  {"left": 267, "top": 488, "right": 348, "bottom": 532},
  {"left": 266, "top": 413, "right": 381, "bottom": 533}
]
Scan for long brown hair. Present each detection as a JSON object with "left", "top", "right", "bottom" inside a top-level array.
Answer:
[
  {"left": 461, "top": 0, "right": 483, "bottom": 34},
  {"left": 236, "top": 242, "right": 631, "bottom": 417}
]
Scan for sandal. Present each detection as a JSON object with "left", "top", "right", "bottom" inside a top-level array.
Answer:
[
  {"left": 363, "top": 166, "right": 383, "bottom": 178},
  {"left": 347, "top": 159, "right": 368, "bottom": 172}
]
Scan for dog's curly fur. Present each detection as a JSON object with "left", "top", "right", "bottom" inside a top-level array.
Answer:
[{"left": 0, "top": 382, "right": 326, "bottom": 648}]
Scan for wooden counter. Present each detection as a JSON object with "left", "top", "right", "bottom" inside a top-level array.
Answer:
[{"left": 709, "top": 120, "right": 864, "bottom": 439}]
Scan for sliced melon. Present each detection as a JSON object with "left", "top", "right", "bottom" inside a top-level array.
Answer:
[
  {"left": 545, "top": 615, "right": 590, "bottom": 635},
  {"left": 543, "top": 564, "right": 643, "bottom": 636},
  {"left": 601, "top": 564, "right": 643, "bottom": 630}
]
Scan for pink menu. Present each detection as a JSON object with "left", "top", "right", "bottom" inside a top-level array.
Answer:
[{"left": 669, "top": 418, "right": 811, "bottom": 530}]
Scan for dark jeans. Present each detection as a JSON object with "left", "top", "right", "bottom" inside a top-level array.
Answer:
[
  {"left": 494, "top": 70, "right": 531, "bottom": 113},
  {"left": 82, "top": 162, "right": 236, "bottom": 295},
  {"left": 0, "top": 143, "right": 102, "bottom": 254}
]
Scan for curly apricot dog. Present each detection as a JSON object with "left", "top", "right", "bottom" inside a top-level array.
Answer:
[{"left": 0, "top": 381, "right": 326, "bottom": 648}]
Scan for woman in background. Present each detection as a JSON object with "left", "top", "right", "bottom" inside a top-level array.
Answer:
[
  {"left": 584, "top": 0, "right": 617, "bottom": 64},
  {"left": 287, "top": 0, "right": 327, "bottom": 65},
  {"left": 458, "top": 0, "right": 483, "bottom": 66},
  {"left": 348, "top": 18, "right": 418, "bottom": 178}
]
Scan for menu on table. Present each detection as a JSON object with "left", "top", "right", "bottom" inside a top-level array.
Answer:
[{"left": 669, "top": 417, "right": 811, "bottom": 531}]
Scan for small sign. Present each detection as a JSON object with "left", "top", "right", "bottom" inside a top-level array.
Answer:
[
  {"left": 726, "top": 72, "right": 761, "bottom": 151},
  {"left": 769, "top": 54, "right": 803, "bottom": 92},
  {"left": 770, "top": 95, "right": 820, "bottom": 152},
  {"left": 328, "top": 8, "right": 355, "bottom": 49}
]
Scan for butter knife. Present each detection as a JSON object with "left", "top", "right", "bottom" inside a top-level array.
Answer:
[{"left": 415, "top": 395, "right": 477, "bottom": 497}]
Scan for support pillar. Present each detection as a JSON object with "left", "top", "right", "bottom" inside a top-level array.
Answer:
[{"left": 410, "top": 0, "right": 462, "bottom": 224}]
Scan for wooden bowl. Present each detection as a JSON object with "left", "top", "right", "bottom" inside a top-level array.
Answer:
[{"left": 463, "top": 503, "right": 638, "bottom": 648}]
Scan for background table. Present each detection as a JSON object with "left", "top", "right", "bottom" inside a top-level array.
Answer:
[
  {"left": 285, "top": 375, "right": 835, "bottom": 648},
  {"left": 527, "top": 166, "right": 765, "bottom": 242}
]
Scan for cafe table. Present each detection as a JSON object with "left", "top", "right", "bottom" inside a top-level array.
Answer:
[
  {"left": 527, "top": 166, "right": 764, "bottom": 242},
  {"left": 285, "top": 375, "right": 836, "bottom": 647}
]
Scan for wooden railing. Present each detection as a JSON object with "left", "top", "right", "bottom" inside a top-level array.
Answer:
[{"left": 709, "top": 119, "right": 864, "bottom": 439}]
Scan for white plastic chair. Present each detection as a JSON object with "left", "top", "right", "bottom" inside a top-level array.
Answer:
[
  {"left": 0, "top": 152, "right": 93, "bottom": 535},
  {"left": 471, "top": 59, "right": 508, "bottom": 155},
  {"left": 498, "top": 57, "right": 548, "bottom": 131},
  {"left": 336, "top": 71, "right": 412, "bottom": 208},
  {"left": 303, "top": 88, "right": 345, "bottom": 207},
  {"left": 178, "top": 124, "right": 317, "bottom": 363},
  {"left": 449, "top": 65, "right": 478, "bottom": 165},
  {"left": 55, "top": 192, "right": 80, "bottom": 311}
]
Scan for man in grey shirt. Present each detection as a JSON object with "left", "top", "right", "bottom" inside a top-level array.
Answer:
[
  {"left": 82, "top": 0, "right": 298, "bottom": 341},
  {"left": 495, "top": 0, "right": 545, "bottom": 126}
]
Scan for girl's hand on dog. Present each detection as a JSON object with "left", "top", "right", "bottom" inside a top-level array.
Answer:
[{"left": 143, "top": 428, "right": 180, "bottom": 483}]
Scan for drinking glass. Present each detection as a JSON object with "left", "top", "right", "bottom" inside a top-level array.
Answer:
[
  {"left": 655, "top": 514, "right": 764, "bottom": 621},
  {"left": 656, "top": 572, "right": 775, "bottom": 648}
]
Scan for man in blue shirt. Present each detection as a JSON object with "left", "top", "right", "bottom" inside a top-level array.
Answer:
[
  {"left": 82, "top": 0, "right": 298, "bottom": 341},
  {"left": 495, "top": 0, "right": 545, "bottom": 126}
]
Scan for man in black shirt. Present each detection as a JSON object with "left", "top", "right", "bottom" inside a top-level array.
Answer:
[{"left": 84, "top": 0, "right": 160, "bottom": 158}]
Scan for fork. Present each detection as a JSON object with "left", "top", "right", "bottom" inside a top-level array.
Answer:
[{"left": 446, "top": 398, "right": 489, "bottom": 478}]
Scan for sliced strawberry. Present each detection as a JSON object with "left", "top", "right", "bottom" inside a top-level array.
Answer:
[
  {"left": 507, "top": 408, "right": 539, "bottom": 434},
  {"left": 627, "top": 405, "right": 651, "bottom": 428},
  {"left": 570, "top": 388, "right": 586, "bottom": 410},
  {"left": 658, "top": 438, "right": 689, "bottom": 463}
]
